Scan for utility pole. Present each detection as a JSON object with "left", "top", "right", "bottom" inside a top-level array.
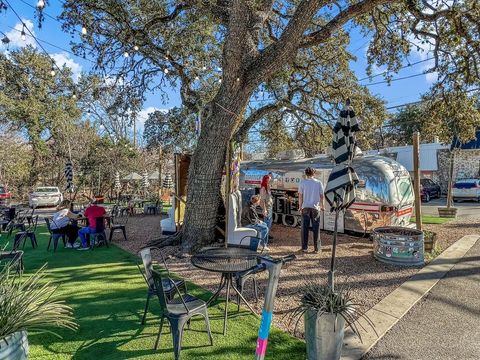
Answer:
[
  {"left": 133, "top": 117, "right": 137, "bottom": 147},
  {"left": 413, "top": 132, "right": 422, "bottom": 230}
]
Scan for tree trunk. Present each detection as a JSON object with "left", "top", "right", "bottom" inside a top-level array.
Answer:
[{"left": 181, "top": 91, "right": 248, "bottom": 252}]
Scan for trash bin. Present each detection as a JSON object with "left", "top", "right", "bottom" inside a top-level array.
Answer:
[{"left": 372, "top": 226, "right": 424, "bottom": 266}]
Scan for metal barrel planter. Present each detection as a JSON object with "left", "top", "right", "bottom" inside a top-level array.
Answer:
[
  {"left": 0, "top": 331, "right": 28, "bottom": 360},
  {"left": 372, "top": 226, "right": 424, "bottom": 266},
  {"left": 304, "top": 310, "right": 345, "bottom": 360}
]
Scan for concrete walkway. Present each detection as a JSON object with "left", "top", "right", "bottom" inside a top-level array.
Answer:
[{"left": 363, "top": 236, "right": 480, "bottom": 360}]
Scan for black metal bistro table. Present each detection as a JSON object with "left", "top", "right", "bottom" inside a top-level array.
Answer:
[{"left": 191, "top": 247, "right": 260, "bottom": 336}]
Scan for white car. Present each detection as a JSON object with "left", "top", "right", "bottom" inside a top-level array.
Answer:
[
  {"left": 29, "top": 187, "right": 63, "bottom": 208},
  {"left": 452, "top": 179, "right": 480, "bottom": 202}
]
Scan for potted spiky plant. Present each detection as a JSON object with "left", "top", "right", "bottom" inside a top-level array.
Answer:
[
  {"left": 0, "top": 261, "right": 77, "bottom": 359},
  {"left": 291, "top": 282, "right": 373, "bottom": 360}
]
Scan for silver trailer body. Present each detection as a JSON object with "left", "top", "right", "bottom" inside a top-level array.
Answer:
[{"left": 239, "top": 155, "right": 414, "bottom": 233}]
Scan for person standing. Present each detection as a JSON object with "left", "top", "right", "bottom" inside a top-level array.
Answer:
[
  {"left": 298, "top": 167, "right": 324, "bottom": 253},
  {"left": 241, "top": 195, "right": 270, "bottom": 250},
  {"left": 260, "top": 173, "right": 274, "bottom": 240}
]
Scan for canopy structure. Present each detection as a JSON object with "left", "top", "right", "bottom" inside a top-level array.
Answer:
[
  {"left": 148, "top": 170, "right": 160, "bottom": 180},
  {"left": 122, "top": 172, "right": 142, "bottom": 181}
]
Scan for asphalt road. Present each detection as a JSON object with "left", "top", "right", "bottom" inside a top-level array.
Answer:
[
  {"left": 420, "top": 198, "right": 480, "bottom": 218},
  {"left": 363, "top": 237, "right": 480, "bottom": 360}
]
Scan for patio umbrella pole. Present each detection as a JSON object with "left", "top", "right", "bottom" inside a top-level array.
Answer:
[{"left": 328, "top": 202, "right": 339, "bottom": 292}]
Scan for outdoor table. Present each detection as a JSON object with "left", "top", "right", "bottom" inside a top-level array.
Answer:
[{"left": 191, "top": 246, "right": 260, "bottom": 336}]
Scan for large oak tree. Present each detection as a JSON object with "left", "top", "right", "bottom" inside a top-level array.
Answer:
[{"left": 19, "top": 0, "right": 480, "bottom": 251}]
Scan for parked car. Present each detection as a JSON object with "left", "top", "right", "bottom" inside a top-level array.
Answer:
[
  {"left": 0, "top": 185, "right": 12, "bottom": 205},
  {"left": 420, "top": 178, "right": 441, "bottom": 202},
  {"left": 453, "top": 179, "right": 480, "bottom": 202},
  {"left": 28, "top": 186, "right": 63, "bottom": 208}
]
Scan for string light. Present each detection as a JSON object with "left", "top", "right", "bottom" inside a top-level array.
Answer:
[
  {"left": 72, "top": 93, "right": 77, "bottom": 99},
  {"left": 50, "top": 66, "right": 56, "bottom": 76},
  {"left": 20, "top": 24, "right": 26, "bottom": 41},
  {"left": 236, "top": 78, "right": 240, "bottom": 82},
  {"left": 81, "top": 26, "right": 87, "bottom": 35},
  {"left": 36, "top": 0, "right": 44, "bottom": 9},
  {"left": 163, "top": 68, "right": 169, "bottom": 74},
  {"left": 134, "top": 45, "right": 139, "bottom": 51},
  {"left": 218, "top": 79, "right": 222, "bottom": 83},
  {"left": 195, "top": 76, "right": 199, "bottom": 80},
  {"left": 123, "top": 51, "right": 129, "bottom": 58},
  {"left": 202, "top": 66, "right": 207, "bottom": 71}
]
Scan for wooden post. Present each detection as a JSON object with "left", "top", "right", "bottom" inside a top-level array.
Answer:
[
  {"left": 413, "top": 132, "right": 422, "bottom": 230},
  {"left": 446, "top": 150, "right": 455, "bottom": 209},
  {"left": 224, "top": 141, "right": 232, "bottom": 248}
]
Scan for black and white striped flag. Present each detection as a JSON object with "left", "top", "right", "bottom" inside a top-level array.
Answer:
[
  {"left": 142, "top": 170, "right": 150, "bottom": 189},
  {"left": 324, "top": 103, "right": 360, "bottom": 211},
  {"left": 114, "top": 171, "right": 121, "bottom": 191},
  {"left": 162, "top": 173, "right": 173, "bottom": 189},
  {"left": 65, "top": 161, "right": 74, "bottom": 192}
]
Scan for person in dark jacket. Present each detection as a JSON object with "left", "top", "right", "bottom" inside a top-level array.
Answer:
[{"left": 241, "top": 195, "right": 269, "bottom": 250}]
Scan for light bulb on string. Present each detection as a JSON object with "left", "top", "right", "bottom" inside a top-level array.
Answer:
[
  {"left": 218, "top": 79, "right": 222, "bottom": 83},
  {"left": 164, "top": 68, "right": 169, "bottom": 74},
  {"left": 50, "top": 67, "right": 56, "bottom": 77},
  {"left": 123, "top": 51, "right": 129, "bottom": 58},
  {"left": 72, "top": 93, "right": 77, "bottom": 99},
  {"left": 37, "top": 0, "right": 45, "bottom": 8},
  {"left": 134, "top": 45, "right": 139, "bottom": 51},
  {"left": 81, "top": 26, "right": 87, "bottom": 35},
  {"left": 202, "top": 66, "right": 207, "bottom": 71},
  {"left": 236, "top": 78, "right": 240, "bottom": 82},
  {"left": 195, "top": 76, "right": 199, "bottom": 81},
  {"left": 21, "top": 25, "right": 26, "bottom": 41}
]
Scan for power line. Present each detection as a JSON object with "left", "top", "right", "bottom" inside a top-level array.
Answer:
[
  {"left": 358, "top": 57, "right": 434, "bottom": 82},
  {"left": 4, "top": 24, "right": 96, "bottom": 64}
]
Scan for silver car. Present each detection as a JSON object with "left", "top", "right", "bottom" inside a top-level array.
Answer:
[
  {"left": 453, "top": 179, "right": 480, "bottom": 202},
  {"left": 29, "top": 187, "right": 63, "bottom": 208}
]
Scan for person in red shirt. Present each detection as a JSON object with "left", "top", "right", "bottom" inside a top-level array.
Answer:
[{"left": 78, "top": 199, "right": 106, "bottom": 250}]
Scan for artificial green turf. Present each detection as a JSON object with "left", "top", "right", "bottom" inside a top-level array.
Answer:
[
  {"left": 410, "top": 215, "right": 452, "bottom": 224},
  {"left": 1, "top": 226, "right": 305, "bottom": 359}
]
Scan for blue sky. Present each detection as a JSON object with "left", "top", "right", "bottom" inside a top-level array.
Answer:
[{"left": 1, "top": 1, "right": 435, "bottom": 138}]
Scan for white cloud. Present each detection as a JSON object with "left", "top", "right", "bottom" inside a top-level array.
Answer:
[
  {"left": 137, "top": 107, "right": 168, "bottom": 128},
  {"left": 408, "top": 34, "right": 438, "bottom": 84},
  {"left": 51, "top": 52, "right": 83, "bottom": 81},
  {"left": 1, "top": 20, "right": 37, "bottom": 50}
]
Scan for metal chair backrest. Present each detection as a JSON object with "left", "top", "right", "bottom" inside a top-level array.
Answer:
[
  {"left": 94, "top": 216, "right": 106, "bottom": 233},
  {"left": 44, "top": 218, "right": 53, "bottom": 233},
  {"left": 237, "top": 236, "right": 261, "bottom": 252},
  {"left": 27, "top": 215, "right": 39, "bottom": 233},
  {"left": 139, "top": 247, "right": 155, "bottom": 288},
  {"left": 151, "top": 269, "right": 189, "bottom": 313}
]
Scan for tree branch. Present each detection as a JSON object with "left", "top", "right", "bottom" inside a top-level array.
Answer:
[{"left": 234, "top": 103, "right": 282, "bottom": 142}]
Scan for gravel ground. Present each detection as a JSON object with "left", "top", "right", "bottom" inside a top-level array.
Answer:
[{"left": 113, "top": 213, "right": 480, "bottom": 338}]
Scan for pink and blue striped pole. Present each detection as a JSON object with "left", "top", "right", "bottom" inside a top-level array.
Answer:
[{"left": 255, "top": 254, "right": 295, "bottom": 360}]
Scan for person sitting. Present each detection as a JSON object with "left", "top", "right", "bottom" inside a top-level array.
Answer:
[
  {"left": 51, "top": 200, "right": 81, "bottom": 248},
  {"left": 241, "top": 195, "right": 270, "bottom": 250},
  {"left": 78, "top": 198, "right": 106, "bottom": 250}
]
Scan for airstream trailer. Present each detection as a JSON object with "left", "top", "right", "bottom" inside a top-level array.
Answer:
[{"left": 239, "top": 155, "right": 414, "bottom": 234}]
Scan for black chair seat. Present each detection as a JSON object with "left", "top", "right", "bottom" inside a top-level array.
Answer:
[{"left": 167, "top": 296, "right": 207, "bottom": 315}]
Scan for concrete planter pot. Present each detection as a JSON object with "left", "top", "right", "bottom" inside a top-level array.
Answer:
[
  {"left": 437, "top": 207, "right": 458, "bottom": 218},
  {"left": 304, "top": 309, "right": 345, "bottom": 360},
  {"left": 0, "top": 331, "right": 28, "bottom": 360}
]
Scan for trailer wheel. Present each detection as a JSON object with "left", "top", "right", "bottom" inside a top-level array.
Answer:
[{"left": 282, "top": 214, "right": 298, "bottom": 227}]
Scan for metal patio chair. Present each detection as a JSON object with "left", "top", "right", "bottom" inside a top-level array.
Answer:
[
  {"left": 45, "top": 218, "right": 67, "bottom": 252},
  {"left": 151, "top": 269, "right": 213, "bottom": 359},
  {"left": 137, "top": 247, "right": 187, "bottom": 325}
]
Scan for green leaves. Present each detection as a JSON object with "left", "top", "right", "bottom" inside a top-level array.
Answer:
[{"left": 0, "top": 262, "right": 77, "bottom": 339}]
